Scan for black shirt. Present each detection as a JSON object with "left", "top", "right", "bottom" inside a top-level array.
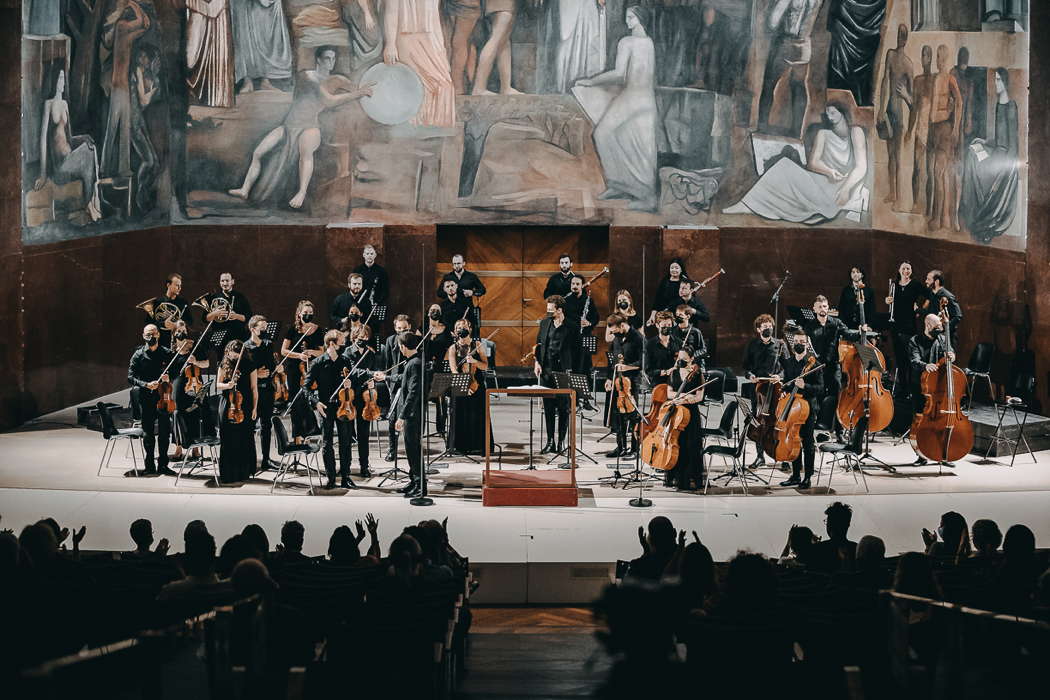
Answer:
[
  {"left": 671, "top": 324, "right": 705, "bottom": 354},
  {"left": 932, "top": 288, "right": 962, "bottom": 326},
  {"left": 611, "top": 327, "right": 644, "bottom": 380},
  {"left": 128, "top": 344, "right": 176, "bottom": 394},
  {"left": 543, "top": 272, "right": 574, "bottom": 299},
  {"left": 245, "top": 338, "right": 277, "bottom": 387},
  {"left": 352, "top": 263, "right": 390, "bottom": 306},
  {"left": 423, "top": 328, "right": 453, "bottom": 370},
  {"left": 743, "top": 337, "right": 785, "bottom": 378},
  {"left": 667, "top": 294, "right": 711, "bottom": 323},
  {"left": 342, "top": 341, "right": 376, "bottom": 372},
  {"left": 645, "top": 335, "right": 680, "bottom": 384},
  {"left": 837, "top": 283, "right": 875, "bottom": 329},
  {"left": 439, "top": 296, "right": 472, "bottom": 330},
  {"left": 305, "top": 352, "right": 371, "bottom": 407},
  {"left": 330, "top": 290, "right": 373, "bottom": 328},
  {"left": 393, "top": 355, "right": 423, "bottom": 423},
  {"left": 144, "top": 295, "right": 191, "bottom": 347},
  {"left": 908, "top": 332, "right": 951, "bottom": 384},
  {"left": 437, "top": 270, "right": 486, "bottom": 300},
  {"left": 536, "top": 317, "right": 579, "bottom": 373},
  {"left": 780, "top": 353, "right": 824, "bottom": 404},
  {"left": 890, "top": 279, "right": 931, "bottom": 333},
  {"left": 804, "top": 316, "right": 859, "bottom": 367},
  {"left": 652, "top": 276, "right": 690, "bottom": 316},
  {"left": 562, "top": 291, "right": 599, "bottom": 337},
  {"left": 202, "top": 290, "right": 252, "bottom": 341}
]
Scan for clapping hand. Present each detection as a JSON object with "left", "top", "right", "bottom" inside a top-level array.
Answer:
[
  {"left": 73, "top": 525, "right": 87, "bottom": 547},
  {"left": 354, "top": 519, "right": 366, "bottom": 544},
  {"left": 637, "top": 526, "right": 649, "bottom": 553},
  {"left": 155, "top": 538, "right": 170, "bottom": 555},
  {"left": 365, "top": 513, "right": 379, "bottom": 536},
  {"left": 921, "top": 527, "right": 937, "bottom": 548}
]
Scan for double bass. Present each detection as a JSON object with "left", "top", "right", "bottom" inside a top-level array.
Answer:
[
  {"left": 910, "top": 299, "right": 974, "bottom": 462},
  {"left": 837, "top": 283, "right": 894, "bottom": 432},
  {"left": 763, "top": 357, "right": 824, "bottom": 464}
]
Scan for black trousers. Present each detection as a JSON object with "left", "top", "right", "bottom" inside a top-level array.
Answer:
[
  {"left": 540, "top": 371, "right": 570, "bottom": 443},
  {"left": 139, "top": 394, "right": 171, "bottom": 470},
  {"left": 890, "top": 329, "right": 913, "bottom": 397},
  {"left": 790, "top": 412, "right": 817, "bottom": 480},
  {"left": 256, "top": 382, "right": 274, "bottom": 461},
  {"left": 386, "top": 378, "right": 401, "bottom": 452},
  {"left": 320, "top": 402, "right": 352, "bottom": 481},
  {"left": 348, "top": 401, "right": 371, "bottom": 471},
  {"left": 290, "top": 390, "right": 318, "bottom": 439},
  {"left": 403, "top": 416, "right": 422, "bottom": 487}
]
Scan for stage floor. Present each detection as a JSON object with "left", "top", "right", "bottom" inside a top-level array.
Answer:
[{"left": 1, "top": 390, "right": 1048, "bottom": 567}]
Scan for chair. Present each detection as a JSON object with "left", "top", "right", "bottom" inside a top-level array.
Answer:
[
  {"left": 699, "top": 398, "right": 737, "bottom": 447},
  {"left": 816, "top": 416, "right": 869, "bottom": 493},
  {"left": 173, "top": 413, "right": 221, "bottom": 486},
  {"left": 704, "top": 406, "right": 755, "bottom": 494},
  {"left": 96, "top": 402, "right": 145, "bottom": 477},
  {"left": 964, "top": 342, "right": 995, "bottom": 408},
  {"left": 271, "top": 415, "right": 322, "bottom": 493}
]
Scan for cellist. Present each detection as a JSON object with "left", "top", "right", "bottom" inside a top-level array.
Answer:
[
  {"left": 742, "top": 313, "right": 786, "bottom": 466},
  {"left": 604, "top": 313, "right": 644, "bottom": 458},
  {"left": 128, "top": 324, "right": 175, "bottom": 476},
  {"left": 907, "top": 313, "right": 956, "bottom": 466},
  {"left": 778, "top": 327, "right": 823, "bottom": 490},
  {"left": 663, "top": 346, "right": 706, "bottom": 492}
]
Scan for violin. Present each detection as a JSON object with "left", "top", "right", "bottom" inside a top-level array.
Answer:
[
  {"left": 613, "top": 354, "right": 637, "bottom": 414},
  {"left": 910, "top": 299, "right": 974, "bottom": 462},
  {"left": 272, "top": 360, "right": 289, "bottom": 403},
  {"left": 455, "top": 329, "right": 499, "bottom": 395},
  {"left": 275, "top": 327, "right": 316, "bottom": 401},
  {"left": 224, "top": 346, "right": 247, "bottom": 424},
  {"left": 336, "top": 368, "right": 357, "bottom": 422},
  {"left": 640, "top": 371, "right": 717, "bottom": 471},
  {"left": 154, "top": 345, "right": 183, "bottom": 414},
  {"left": 837, "top": 282, "right": 894, "bottom": 432},
  {"left": 764, "top": 357, "right": 823, "bottom": 464},
  {"left": 361, "top": 382, "right": 381, "bottom": 421},
  {"left": 183, "top": 360, "right": 203, "bottom": 396}
]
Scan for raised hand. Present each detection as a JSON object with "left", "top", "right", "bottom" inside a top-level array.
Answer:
[{"left": 354, "top": 519, "right": 366, "bottom": 543}]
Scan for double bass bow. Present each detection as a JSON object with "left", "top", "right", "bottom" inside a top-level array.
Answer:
[{"left": 836, "top": 282, "right": 894, "bottom": 432}]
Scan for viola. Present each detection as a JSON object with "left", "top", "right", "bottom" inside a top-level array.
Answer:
[
  {"left": 156, "top": 377, "right": 176, "bottom": 414},
  {"left": 454, "top": 329, "right": 499, "bottom": 395},
  {"left": 612, "top": 354, "right": 637, "bottom": 414},
  {"left": 224, "top": 346, "right": 247, "bottom": 424},
  {"left": 764, "top": 357, "right": 823, "bottom": 464},
  {"left": 183, "top": 361, "right": 203, "bottom": 396},
  {"left": 272, "top": 361, "right": 289, "bottom": 403},
  {"left": 336, "top": 368, "right": 357, "bottom": 422},
  {"left": 910, "top": 298, "right": 974, "bottom": 462},
  {"left": 837, "top": 282, "right": 894, "bottom": 432}
]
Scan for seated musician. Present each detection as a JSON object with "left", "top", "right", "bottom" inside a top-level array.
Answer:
[
  {"left": 663, "top": 345, "right": 706, "bottom": 492},
  {"left": 742, "top": 313, "right": 786, "bottom": 465},
  {"left": 604, "top": 313, "right": 644, "bottom": 458},
  {"left": 907, "top": 313, "right": 956, "bottom": 466},
  {"left": 777, "top": 326, "right": 823, "bottom": 490},
  {"left": 645, "top": 311, "right": 679, "bottom": 387},
  {"left": 533, "top": 295, "right": 580, "bottom": 454}
]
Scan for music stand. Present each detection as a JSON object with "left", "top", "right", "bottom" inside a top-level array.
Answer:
[
  {"left": 549, "top": 372, "right": 598, "bottom": 466},
  {"left": 424, "top": 372, "right": 453, "bottom": 469},
  {"left": 263, "top": 321, "right": 280, "bottom": 343},
  {"left": 711, "top": 401, "right": 768, "bottom": 487},
  {"left": 850, "top": 341, "right": 895, "bottom": 472},
  {"left": 371, "top": 305, "right": 388, "bottom": 323},
  {"left": 428, "top": 373, "right": 481, "bottom": 465},
  {"left": 582, "top": 335, "right": 597, "bottom": 354}
]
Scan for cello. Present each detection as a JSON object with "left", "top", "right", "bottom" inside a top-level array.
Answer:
[
  {"left": 640, "top": 372, "right": 718, "bottom": 471},
  {"left": 763, "top": 357, "right": 824, "bottom": 464},
  {"left": 910, "top": 299, "right": 974, "bottom": 462},
  {"left": 640, "top": 383, "right": 669, "bottom": 440},
  {"left": 837, "top": 283, "right": 894, "bottom": 432}
]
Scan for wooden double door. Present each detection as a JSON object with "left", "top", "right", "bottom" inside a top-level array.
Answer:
[{"left": 436, "top": 227, "right": 610, "bottom": 367}]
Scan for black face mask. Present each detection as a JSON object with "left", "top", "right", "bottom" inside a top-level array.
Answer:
[
  {"left": 761, "top": 328, "right": 773, "bottom": 339},
  {"left": 793, "top": 343, "right": 807, "bottom": 355},
  {"left": 676, "top": 317, "right": 688, "bottom": 325},
  {"left": 930, "top": 327, "right": 943, "bottom": 337},
  {"left": 456, "top": 328, "right": 470, "bottom": 338},
  {"left": 301, "top": 313, "right": 314, "bottom": 324},
  {"left": 146, "top": 336, "right": 158, "bottom": 347},
  {"left": 348, "top": 313, "right": 361, "bottom": 322},
  {"left": 429, "top": 311, "right": 441, "bottom": 321},
  {"left": 175, "top": 331, "right": 187, "bottom": 340},
  {"left": 659, "top": 327, "right": 671, "bottom": 337},
  {"left": 675, "top": 359, "right": 687, "bottom": 368},
  {"left": 617, "top": 301, "right": 629, "bottom": 310}
]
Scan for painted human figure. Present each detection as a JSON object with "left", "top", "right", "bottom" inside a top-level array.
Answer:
[
  {"left": 472, "top": 0, "right": 523, "bottom": 95},
  {"left": 927, "top": 44, "right": 962, "bottom": 231},
  {"left": 904, "top": 45, "right": 934, "bottom": 216},
  {"left": 876, "top": 24, "right": 913, "bottom": 209},
  {"left": 100, "top": 0, "right": 151, "bottom": 178},
  {"left": 444, "top": 1, "right": 482, "bottom": 94},
  {"left": 231, "top": 0, "right": 293, "bottom": 93},
  {"left": 536, "top": 0, "right": 608, "bottom": 94},
  {"left": 186, "top": 0, "right": 235, "bottom": 108},
  {"left": 758, "top": 0, "right": 823, "bottom": 138},
  {"left": 130, "top": 48, "right": 159, "bottom": 212},
  {"left": 382, "top": 0, "right": 456, "bottom": 126}
]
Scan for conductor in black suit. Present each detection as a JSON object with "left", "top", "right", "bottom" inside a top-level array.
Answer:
[
  {"left": 392, "top": 331, "right": 424, "bottom": 497},
  {"left": 533, "top": 295, "right": 580, "bottom": 454}
]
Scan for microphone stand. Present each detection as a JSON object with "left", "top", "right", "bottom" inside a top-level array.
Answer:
[
  {"left": 412, "top": 243, "right": 434, "bottom": 506},
  {"left": 770, "top": 270, "right": 790, "bottom": 339}
]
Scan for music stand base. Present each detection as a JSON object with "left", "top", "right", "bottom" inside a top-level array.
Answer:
[
  {"left": 410, "top": 495, "right": 434, "bottom": 506},
  {"left": 629, "top": 497, "right": 652, "bottom": 508}
]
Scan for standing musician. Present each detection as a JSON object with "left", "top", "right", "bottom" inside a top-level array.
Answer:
[
  {"left": 128, "top": 324, "right": 175, "bottom": 476},
  {"left": 341, "top": 307, "right": 374, "bottom": 353},
  {"left": 608, "top": 289, "right": 644, "bottom": 330},
  {"left": 742, "top": 313, "right": 786, "bottom": 465},
  {"left": 392, "top": 331, "right": 424, "bottom": 497},
  {"left": 216, "top": 339, "right": 258, "bottom": 485},
  {"left": 604, "top": 313, "right": 644, "bottom": 458},
  {"left": 665, "top": 280, "right": 712, "bottom": 323},
  {"left": 169, "top": 320, "right": 209, "bottom": 464},
  {"left": 281, "top": 300, "right": 324, "bottom": 443},
  {"left": 663, "top": 345, "right": 707, "bottom": 492},
  {"left": 924, "top": 269, "right": 962, "bottom": 351},
  {"left": 648, "top": 258, "right": 689, "bottom": 326},
  {"left": 331, "top": 273, "right": 373, "bottom": 336},
  {"left": 424, "top": 304, "right": 453, "bottom": 435},
  {"left": 352, "top": 244, "right": 389, "bottom": 315},
  {"left": 645, "top": 312, "right": 680, "bottom": 387},
  {"left": 885, "top": 261, "right": 928, "bottom": 397},
  {"left": 543, "top": 253, "right": 575, "bottom": 298},
  {"left": 837, "top": 266, "right": 875, "bottom": 330},
  {"left": 777, "top": 326, "right": 823, "bottom": 490},
  {"left": 907, "top": 313, "right": 956, "bottom": 466},
  {"left": 382, "top": 314, "right": 413, "bottom": 461},
  {"left": 672, "top": 304, "right": 706, "bottom": 353},
  {"left": 245, "top": 315, "right": 278, "bottom": 469},
  {"left": 141, "top": 273, "right": 191, "bottom": 348},
  {"left": 533, "top": 296, "right": 580, "bottom": 454},
  {"left": 447, "top": 318, "right": 491, "bottom": 455},
  {"left": 804, "top": 295, "right": 860, "bottom": 434},
  {"left": 203, "top": 272, "right": 252, "bottom": 342},
  {"left": 562, "top": 275, "right": 599, "bottom": 376},
  {"left": 439, "top": 279, "right": 473, "bottom": 332},
  {"left": 438, "top": 253, "right": 486, "bottom": 328},
  {"left": 340, "top": 325, "right": 379, "bottom": 478}
]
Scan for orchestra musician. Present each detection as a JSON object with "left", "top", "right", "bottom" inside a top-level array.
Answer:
[
  {"left": 907, "top": 313, "right": 957, "bottom": 466},
  {"left": 331, "top": 273, "right": 373, "bottom": 336},
  {"left": 447, "top": 318, "right": 491, "bottom": 455},
  {"left": 128, "top": 324, "right": 175, "bottom": 476},
  {"left": 352, "top": 244, "right": 389, "bottom": 316},
  {"left": 340, "top": 324, "right": 378, "bottom": 478},
  {"left": 803, "top": 295, "right": 860, "bottom": 436},
  {"left": 204, "top": 272, "right": 252, "bottom": 342},
  {"left": 663, "top": 345, "right": 707, "bottom": 492},
  {"left": 215, "top": 339, "right": 258, "bottom": 485},
  {"left": 645, "top": 311, "right": 680, "bottom": 387},
  {"left": 533, "top": 296, "right": 581, "bottom": 454},
  {"left": 439, "top": 279, "right": 473, "bottom": 332},
  {"left": 672, "top": 304, "right": 705, "bottom": 353},
  {"left": 666, "top": 280, "right": 711, "bottom": 323},
  {"left": 382, "top": 314, "right": 413, "bottom": 461},
  {"left": 885, "top": 261, "right": 928, "bottom": 398},
  {"left": 142, "top": 273, "right": 191, "bottom": 348},
  {"left": 437, "top": 253, "right": 486, "bottom": 328},
  {"left": 648, "top": 258, "right": 689, "bottom": 326},
  {"left": 245, "top": 315, "right": 277, "bottom": 469},
  {"left": 742, "top": 313, "right": 786, "bottom": 465},
  {"left": 543, "top": 253, "right": 575, "bottom": 298},
  {"left": 562, "top": 275, "right": 599, "bottom": 377},
  {"left": 392, "top": 331, "right": 424, "bottom": 497},
  {"left": 424, "top": 304, "right": 453, "bottom": 435},
  {"left": 837, "top": 266, "right": 875, "bottom": 331},
  {"left": 608, "top": 289, "right": 644, "bottom": 330},
  {"left": 604, "top": 313, "right": 644, "bottom": 458},
  {"left": 777, "top": 326, "right": 823, "bottom": 490},
  {"left": 169, "top": 320, "right": 209, "bottom": 464},
  {"left": 924, "top": 269, "right": 962, "bottom": 351},
  {"left": 281, "top": 300, "right": 324, "bottom": 443}
]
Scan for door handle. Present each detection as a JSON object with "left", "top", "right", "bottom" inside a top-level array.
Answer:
[{"left": 522, "top": 298, "right": 533, "bottom": 305}]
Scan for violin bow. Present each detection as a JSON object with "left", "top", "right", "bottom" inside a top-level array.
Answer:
[{"left": 327, "top": 346, "right": 374, "bottom": 402}]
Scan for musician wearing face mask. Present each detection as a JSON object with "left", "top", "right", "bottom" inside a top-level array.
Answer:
[
  {"left": 908, "top": 313, "right": 956, "bottom": 466},
  {"left": 534, "top": 296, "right": 580, "bottom": 454},
  {"left": 203, "top": 272, "right": 252, "bottom": 341},
  {"left": 140, "top": 273, "right": 191, "bottom": 348},
  {"left": 667, "top": 280, "right": 711, "bottom": 323},
  {"left": 604, "top": 313, "right": 644, "bottom": 458},
  {"left": 778, "top": 327, "right": 823, "bottom": 490},
  {"left": 605, "top": 290, "right": 643, "bottom": 335},
  {"left": 281, "top": 300, "right": 324, "bottom": 443},
  {"left": 424, "top": 304, "right": 453, "bottom": 435},
  {"left": 885, "top": 261, "right": 928, "bottom": 398},
  {"left": 245, "top": 315, "right": 278, "bottom": 469},
  {"left": 438, "top": 254, "right": 486, "bottom": 328},
  {"left": 128, "top": 324, "right": 176, "bottom": 476},
  {"left": 646, "top": 312, "right": 680, "bottom": 387},
  {"left": 340, "top": 304, "right": 374, "bottom": 352},
  {"left": 543, "top": 254, "right": 575, "bottom": 298},
  {"left": 671, "top": 304, "right": 705, "bottom": 353},
  {"left": 340, "top": 324, "right": 384, "bottom": 479},
  {"left": 804, "top": 295, "right": 860, "bottom": 434},
  {"left": 562, "top": 275, "right": 599, "bottom": 376},
  {"left": 743, "top": 314, "right": 786, "bottom": 465},
  {"left": 169, "top": 320, "right": 210, "bottom": 463},
  {"left": 663, "top": 346, "right": 707, "bottom": 492},
  {"left": 216, "top": 339, "right": 258, "bottom": 485},
  {"left": 331, "top": 273, "right": 373, "bottom": 334},
  {"left": 382, "top": 315, "right": 413, "bottom": 461},
  {"left": 448, "top": 318, "right": 492, "bottom": 455},
  {"left": 439, "top": 279, "right": 472, "bottom": 332}
]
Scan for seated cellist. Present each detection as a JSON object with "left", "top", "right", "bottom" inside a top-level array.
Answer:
[{"left": 778, "top": 326, "right": 823, "bottom": 490}]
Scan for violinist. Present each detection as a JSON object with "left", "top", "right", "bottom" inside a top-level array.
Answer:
[
  {"left": 778, "top": 327, "right": 823, "bottom": 490},
  {"left": 924, "top": 270, "right": 962, "bottom": 351},
  {"left": 837, "top": 266, "right": 875, "bottom": 331},
  {"left": 142, "top": 273, "right": 191, "bottom": 348},
  {"left": 340, "top": 324, "right": 381, "bottom": 478},
  {"left": 907, "top": 313, "right": 956, "bottom": 466},
  {"left": 344, "top": 323, "right": 375, "bottom": 369},
  {"left": 671, "top": 304, "right": 705, "bottom": 353},
  {"left": 339, "top": 302, "right": 377, "bottom": 352},
  {"left": 128, "top": 324, "right": 175, "bottom": 476},
  {"left": 543, "top": 253, "right": 575, "bottom": 298},
  {"left": 448, "top": 318, "right": 491, "bottom": 455},
  {"left": 203, "top": 272, "right": 252, "bottom": 341},
  {"left": 391, "top": 331, "right": 424, "bottom": 497},
  {"left": 245, "top": 315, "right": 278, "bottom": 469},
  {"left": 605, "top": 289, "right": 643, "bottom": 333},
  {"left": 563, "top": 275, "right": 599, "bottom": 376},
  {"left": 804, "top": 295, "right": 860, "bottom": 435},
  {"left": 169, "top": 320, "right": 209, "bottom": 463},
  {"left": 216, "top": 339, "right": 258, "bottom": 485},
  {"left": 604, "top": 313, "right": 644, "bottom": 458},
  {"left": 439, "top": 279, "right": 472, "bottom": 332},
  {"left": 331, "top": 273, "right": 373, "bottom": 334},
  {"left": 645, "top": 312, "right": 680, "bottom": 387},
  {"left": 663, "top": 346, "right": 707, "bottom": 492},
  {"left": 534, "top": 296, "right": 580, "bottom": 454},
  {"left": 307, "top": 331, "right": 362, "bottom": 489},
  {"left": 382, "top": 314, "right": 413, "bottom": 461},
  {"left": 885, "top": 261, "right": 927, "bottom": 398},
  {"left": 281, "top": 300, "right": 324, "bottom": 443},
  {"left": 648, "top": 258, "right": 689, "bottom": 326}
]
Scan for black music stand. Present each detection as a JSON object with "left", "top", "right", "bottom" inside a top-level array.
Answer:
[
  {"left": 549, "top": 372, "right": 598, "bottom": 466},
  {"left": 371, "top": 305, "right": 388, "bottom": 323},
  {"left": 711, "top": 401, "right": 768, "bottom": 487},
  {"left": 263, "top": 321, "right": 280, "bottom": 342},
  {"left": 204, "top": 330, "right": 230, "bottom": 395},
  {"left": 427, "top": 373, "right": 480, "bottom": 465},
  {"left": 596, "top": 351, "right": 617, "bottom": 443},
  {"left": 851, "top": 341, "right": 895, "bottom": 472}
]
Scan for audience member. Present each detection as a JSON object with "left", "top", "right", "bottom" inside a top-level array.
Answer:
[
  {"left": 664, "top": 533, "right": 716, "bottom": 612},
  {"left": 218, "top": 533, "right": 261, "bottom": 577},
  {"left": 269, "top": 520, "right": 310, "bottom": 572},
  {"left": 158, "top": 532, "right": 232, "bottom": 603},
  {"left": 893, "top": 552, "right": 941, "bottom": 599},
  {"left": 231, "top": 558, "right": 278, "bottom": 598},
  {"left": 626, "top": 517, "right": 677, "bottom": 581},
  {"left": 241, "top": 524, "right": 270, "bottom": 558},
  {"left": 124, "top": 518, "right": 170, "bottom": 560},
  {"left": 779, "top": 524, "right": 819, "bottom": 569},
  {"left": 995, "top": 524, "right": 1040, "bottom": 614},
  {"left": 810, "top": 501, "right": 857, "bottom": 572},
  {"left": 922, "top": 511, "right": 971, "bottom": 560}
]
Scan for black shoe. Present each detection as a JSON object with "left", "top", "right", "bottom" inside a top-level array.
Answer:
[
  {"left": 261, "top": 458, "right": 279, "bottom": 470},
  {"left": 341, "top": 478, "right": 357, "bottom": 489},
  {"left": 540, "top": 439, "right": 556, "bottom": 454},
  {"left": 605, "top": 446, "right": 625, "bottom": 458},
  {"left": 582, "top": 401, "right": 597, "bottom": 412},
  {"left": 158, "top": 466, "right": 178, "bottom": 477},
  {"left": 913, "top": 456, "right": 928, "bottom": 466},
  {"left": 798, "top": 478, "right": 812, "bottom": 490},
  {"left": 144, "top": 458, "right": 157, "bottom": 473},
  {"left": 360, "top": 466, "right": 372, "bottom": 478},
  {"left": 397, "top": 482, "right": 416, "bottom": 493},
  {"left": 384, "top": 450, "right": 396, "bottom": 462},
  {"left": 324, "top": 479, "right": 336, "bottom": 490},
  {"left": 779, "top": 476, "right": 801, "bottom": 487},
  {"left": 403, "top": 487, "right": 421, "bottom": 498}
]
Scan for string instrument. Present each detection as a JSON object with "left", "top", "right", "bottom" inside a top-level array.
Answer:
[
  {"left": 281, "top": 323, "right": 319, "bottom": 389},
  {"left": 360, "top": 382, "right": 381, "bottom": 422},
  {"left": 747, "top": 373, "right": 783, "bottom": 447},
  {"left": 640, "top": 372, "right": 718, "bottom": 471},
  {"left": 836, "top": 283, "right": 894, "bottom": 432},
  {"left": 521, "top": 346, "right": 537, "bottom": 364},
  {"left": 763, "top": 357, "right": 824, "bottom": 463},
  {"left": 455, "top": 329, "right": 500, "bottom": 395},
  {"left": 223, "top": 345, "right": 247, "bottom": 424},
  {"left": 271, "top": 354, "right": 289, "bottom": 403},
  {"left": 178, "top": 328, "right": 212, "bottom": 397},
  {"left": 613, "top": 354, "right": 637, "bottom": 415},
  {"left": 154, "top": 345, "right": 184, "bottom": 414},
  {"left": 330, "top": 347, "right": 374, "bottom": 422},
  {"left": 910, "top": 299, "right": 974, "bottom": 462},
  {"left": 640, "top": 383, "right": 669, "bottom": 440},
  {"left": 687, "top": 267, "right": 727, "bottom": 295}
]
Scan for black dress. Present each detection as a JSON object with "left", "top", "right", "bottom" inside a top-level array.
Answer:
[
  {"left": 218, "top": 367, "right": 257, "bottom": 483},
  {"left": 449, "top": 344, "right": 488, "bottom": 454},
  {"left": 663, "top": 368, "right": 705, "bottom": 491},
  {"left": 284, "top": 325, "right": 324, "bottom": 438}
]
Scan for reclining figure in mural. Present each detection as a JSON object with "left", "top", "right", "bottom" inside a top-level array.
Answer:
[
  {"left": 228, "top": 46, "right": 374, "bottom": 209},
  {"left": 723, "top": 102, "right": 868, "bottom": 224}
]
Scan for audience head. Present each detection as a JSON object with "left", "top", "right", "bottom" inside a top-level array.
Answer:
[
  {"left": 388, "top": 535, "right": 422, "bottom": 581},
  {"left": 19, "top": 523, "right": 58, "bottom": 568},
  {"left": 937, "top": 511, "right": 969, "bottom": 555},
  {"left": 594, "top": 582, "right": 676, "bottom": 662},
  {"left": 971, "top": 519, "right": 1002, "bottom": 555},
  {"left": 417, "top": 520, "right": 449, "bottom": 565},
  {"left": 646, "top": 517, "right": 676, "bottom": 554},
  {"left": 241, "top": 524, "right": 269, "bottom": 558},
  {"left": 788, "top": 525, "right": 817, "bottom": 559},
  {"left": 280, "top": 520, "right": 305, "bottom": 553},
  {"left": 184, "top": 532, "right": 217, "bottom": 578},
  {"left": 856, "top": 535, "right": 886, "bottom": 571},
  {"left": 232, "top": 558, "right": 278, "bottom": 597},
  {"left": 824, "top": 502, "right": 853, "bottom": 541},
  {"left": 894, "top": 552, "right": 940, "bottom": 598},
  {"left": 219, "top": 534, "right": 258, "bottom": 576},
  {"left": 678, "top": 542, "right": 716, "bottom": 599},
  {"left": 0, "top": 531, "right": 18, "bottom": 574},
  {"left": 130, "top": 518, "right": 154, "bottom": 551},
  {"left": 725, "top": 551, "right": 777, "bottom": 607},
  {"left": 184, "top": 520, "right": 209, "bottom": 547},
  {"left": 1003, "top": 524, "right": 1036, "bottom": 562},
  {"left": 328, "top": 526, "right": 361, "bottom": 564},
  {"left": 38, "top": 518, "right": 62, "bottom": 542}
]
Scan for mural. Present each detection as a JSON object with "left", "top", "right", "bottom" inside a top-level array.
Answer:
[{"left": 21, "top": 0, "right": 1029, "bottom": 250}]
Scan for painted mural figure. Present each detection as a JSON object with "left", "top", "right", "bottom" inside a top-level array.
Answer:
[
  {"left": 826, "top": 0, "right": 886, "bottom": 107},
  {"left": 758, "top": 0, "right": 823, "bottom": 138},
  {"left": 343, "top": 0, "right": 383, "bottom": 70},
  {"left": 186, "top": 0, "right": 235, "bottom": 108},
  {"left": 472, "top": 0, "right": 522, "bottom": 95},
  {"left": 34, "top": 70, "right": 102, "bottom": 223},
  {"left": 690, "top": 3, "right": 731, "bottom": 93},
  {"left": 228, "top": 47, "right": 375, "bottom": 209},
  {"left": 445, "top": 0, "right": 482, "bottom": 94},
  {"left": 928, "top": 44, "right": 963, "bottom": 232},
  {"left": 382, "top": 0, "right": 456, "bottom": 126},
  {"left": 904, "top": 45, "right": 934, "bottom": 217},
  {"left": 960, "top": 68, "right": 1019, "bottom": 244},
  {"left": 876, "top": 23, "right": 913, "bottom": 209},
  {"left": 130, "top": 48, "right": 160, "bottom": 213},
  {"left": 574, "top": 5, "right": 658, "bottom": 212},
  {"left": 99, "top": 0, "right": 151, "bottom": 179},
  {"left": 231, "top": 0, "right": 293, "bottom": 93},
  {"left": 539, "top": 0, "right": 608, "bottom": 94},
  {"left": 724, "top": 102, "right": 868, "bottom": 224}
]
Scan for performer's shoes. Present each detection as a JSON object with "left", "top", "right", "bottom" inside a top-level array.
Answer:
[
  {"left": 779, "top": 476, "right": 801, "bottom": 487},
  {"left": 340, "top": 478, "right": 357, "bottom": 490},
  {"left": 540, "top": 439, "right": 556, "bottom": 454},
  {"left": 913, "top": 457, "right": 928, "bottom": 466},
  {"left": 384, "top": 450, "right": 396, "bottom": 462},
  {"left": 403, "top": 487, "right": 422, "bottom": 499},
  {"left": 158, "top": 466, "right": 178, "bottom": 477},
  {"left": 397, "top": 482, "right": 416, "bottom": 493},
  {"left": 324, "top": 479, "right": 337, "bottom": 490},
  {"left": 798, "top": 478, "right": 812, "bottom": 490},
  {"left": 360, "top": 466, "right": 372, "bottom": 478},
  {"left": 605, "top": 446, "right": 625, "bottom": 458}
]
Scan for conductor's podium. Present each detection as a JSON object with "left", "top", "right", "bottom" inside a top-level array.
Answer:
[{"left": 483, "top": 388, "right": 578, "bottom": 507}]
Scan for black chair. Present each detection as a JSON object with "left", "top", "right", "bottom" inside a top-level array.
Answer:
[
  {"left": 271, "top": 415, "right": 321, "bottom": 493},
  {"left": 699, "top": 398, "right": 737, "bottom": 446},
  {"left": 173, "top": 412, "right": 221, "bottom": 486},
  {"left": 704, "top": 407, "right": 754, "bottom": 494},
  {"left": 95, "top": 401, "right": 145, "bottom": 477},
  {"left": 816, "top": 415, "right": 869, "bottom": 493},
  {"left": 964, "top": 342, "right": 995, "bottom": 408}
]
